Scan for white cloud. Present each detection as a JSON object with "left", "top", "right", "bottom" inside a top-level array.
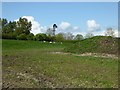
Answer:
[
  {"left": 73, "top": 26, "right": 80, "bottom": 30},
  {"left": 90, "top": 29, "right": 120, "bottom": 37},
  {"left": 87, "top": 20, "right": 100, "bottom": 32},
  {"left": 59, "top": 22, "right": 71, "bottom": 30},
  {"left": 114, "top": 29, "right": 120, "bottom": 37},
  {"left": 93, "top": 30, "right": 105, "bottom": 36},
  {"left": 58, "top": 21, "right": 80, "bottom": 34},
  {"left": 73, "top": 31, "right": 86, "bottom": 37},
  {"left": 15, "top": 16, "right": 42, "bottom": 35},
  {"left": 40, "top": 26, "right": 47, "bottom": 33}
]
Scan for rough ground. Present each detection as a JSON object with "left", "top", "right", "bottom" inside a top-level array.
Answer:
[{"left": 2, "top": 39, "right": 118, "bottom": 88}]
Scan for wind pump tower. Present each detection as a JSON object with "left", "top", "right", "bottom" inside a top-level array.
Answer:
[{"left": 53, "top": 24, "right": 57, "bottom": 36}]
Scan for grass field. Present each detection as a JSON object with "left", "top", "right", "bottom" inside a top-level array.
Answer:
[{"left": 2, "top": 39, "right": 118, "bottom": 88}]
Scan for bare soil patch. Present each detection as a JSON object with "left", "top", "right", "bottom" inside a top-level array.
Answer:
[{"left": 51, "top": 52, "right": 118, "bottom": 59}]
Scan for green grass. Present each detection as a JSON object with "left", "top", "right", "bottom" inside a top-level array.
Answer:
[
  {"left": 2, "top": 39, "right": 118, "bottom": 88},
  {"left": 2, "top": 39, "right": 66, "bottom": 50},
  {"left": 64, "top": 36, "right": 119, "bottom": 55}
]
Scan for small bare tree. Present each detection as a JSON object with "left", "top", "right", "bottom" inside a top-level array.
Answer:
[
  {"left": 85, "top": 32, "right": 94, "bottom": 38},
  {"left": 105, "top": 28, "right": 115, "bottom": 37},
  {"left": 64, "top": 32, "right": 74, "bottom": 40},
  {"left": 46, "top": 28, "right": 53, "bottom": 36}
]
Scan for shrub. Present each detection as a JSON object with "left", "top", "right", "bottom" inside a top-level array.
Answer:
[
  {"left": 35, "top": 33, "right": 48, "bottom": 41},
  {"left": 2, "top": 33, "right": 16, "bottom": 39},
  {"left": 16, "top": 33, "right": 27, "bottom": 40},
  {"left": 27, "top": 33, "right": 34, "bottom": 40}
]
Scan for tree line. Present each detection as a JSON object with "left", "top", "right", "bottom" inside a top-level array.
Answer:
[
  {"left": 0, "top": 17, "right": 85, "bottom": 42},
  {"left": 1, "top": 18, "right": 32, "bottom": 40},
  {"left": 0, "top": 17, "right": 116, "bottom": 42}
]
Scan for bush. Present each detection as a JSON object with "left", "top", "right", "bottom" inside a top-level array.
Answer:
[
  {"left": 55, "top": 33, "right": 64, "bottom": 42},
  {"left": 27, "top": 33, "right": 34, "bottom": 40},
  {"left": 16, "top": 33, "right": 27, "bottom": 40},
  {"left": 2, "top": 33, "right": 16, "bottom": 39},
  {"left": 35, "top": 33, "right": 48, "bottom": 41}
]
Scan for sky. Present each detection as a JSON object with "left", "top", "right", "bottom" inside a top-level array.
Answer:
[
  {"left": 1, "top": 0, "right": 119, "bottom": 2},
  {"left": 2, "top": 2, "right": 119, "bottom": 36}
]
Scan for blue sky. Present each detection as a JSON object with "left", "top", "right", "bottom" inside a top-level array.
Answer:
[{"left": 2, "top": 2, "right": 118, "bottom": 36}]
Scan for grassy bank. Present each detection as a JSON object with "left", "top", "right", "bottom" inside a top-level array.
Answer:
[{"left": 64, "top": 36, "right": 119, "bottom": 55}]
